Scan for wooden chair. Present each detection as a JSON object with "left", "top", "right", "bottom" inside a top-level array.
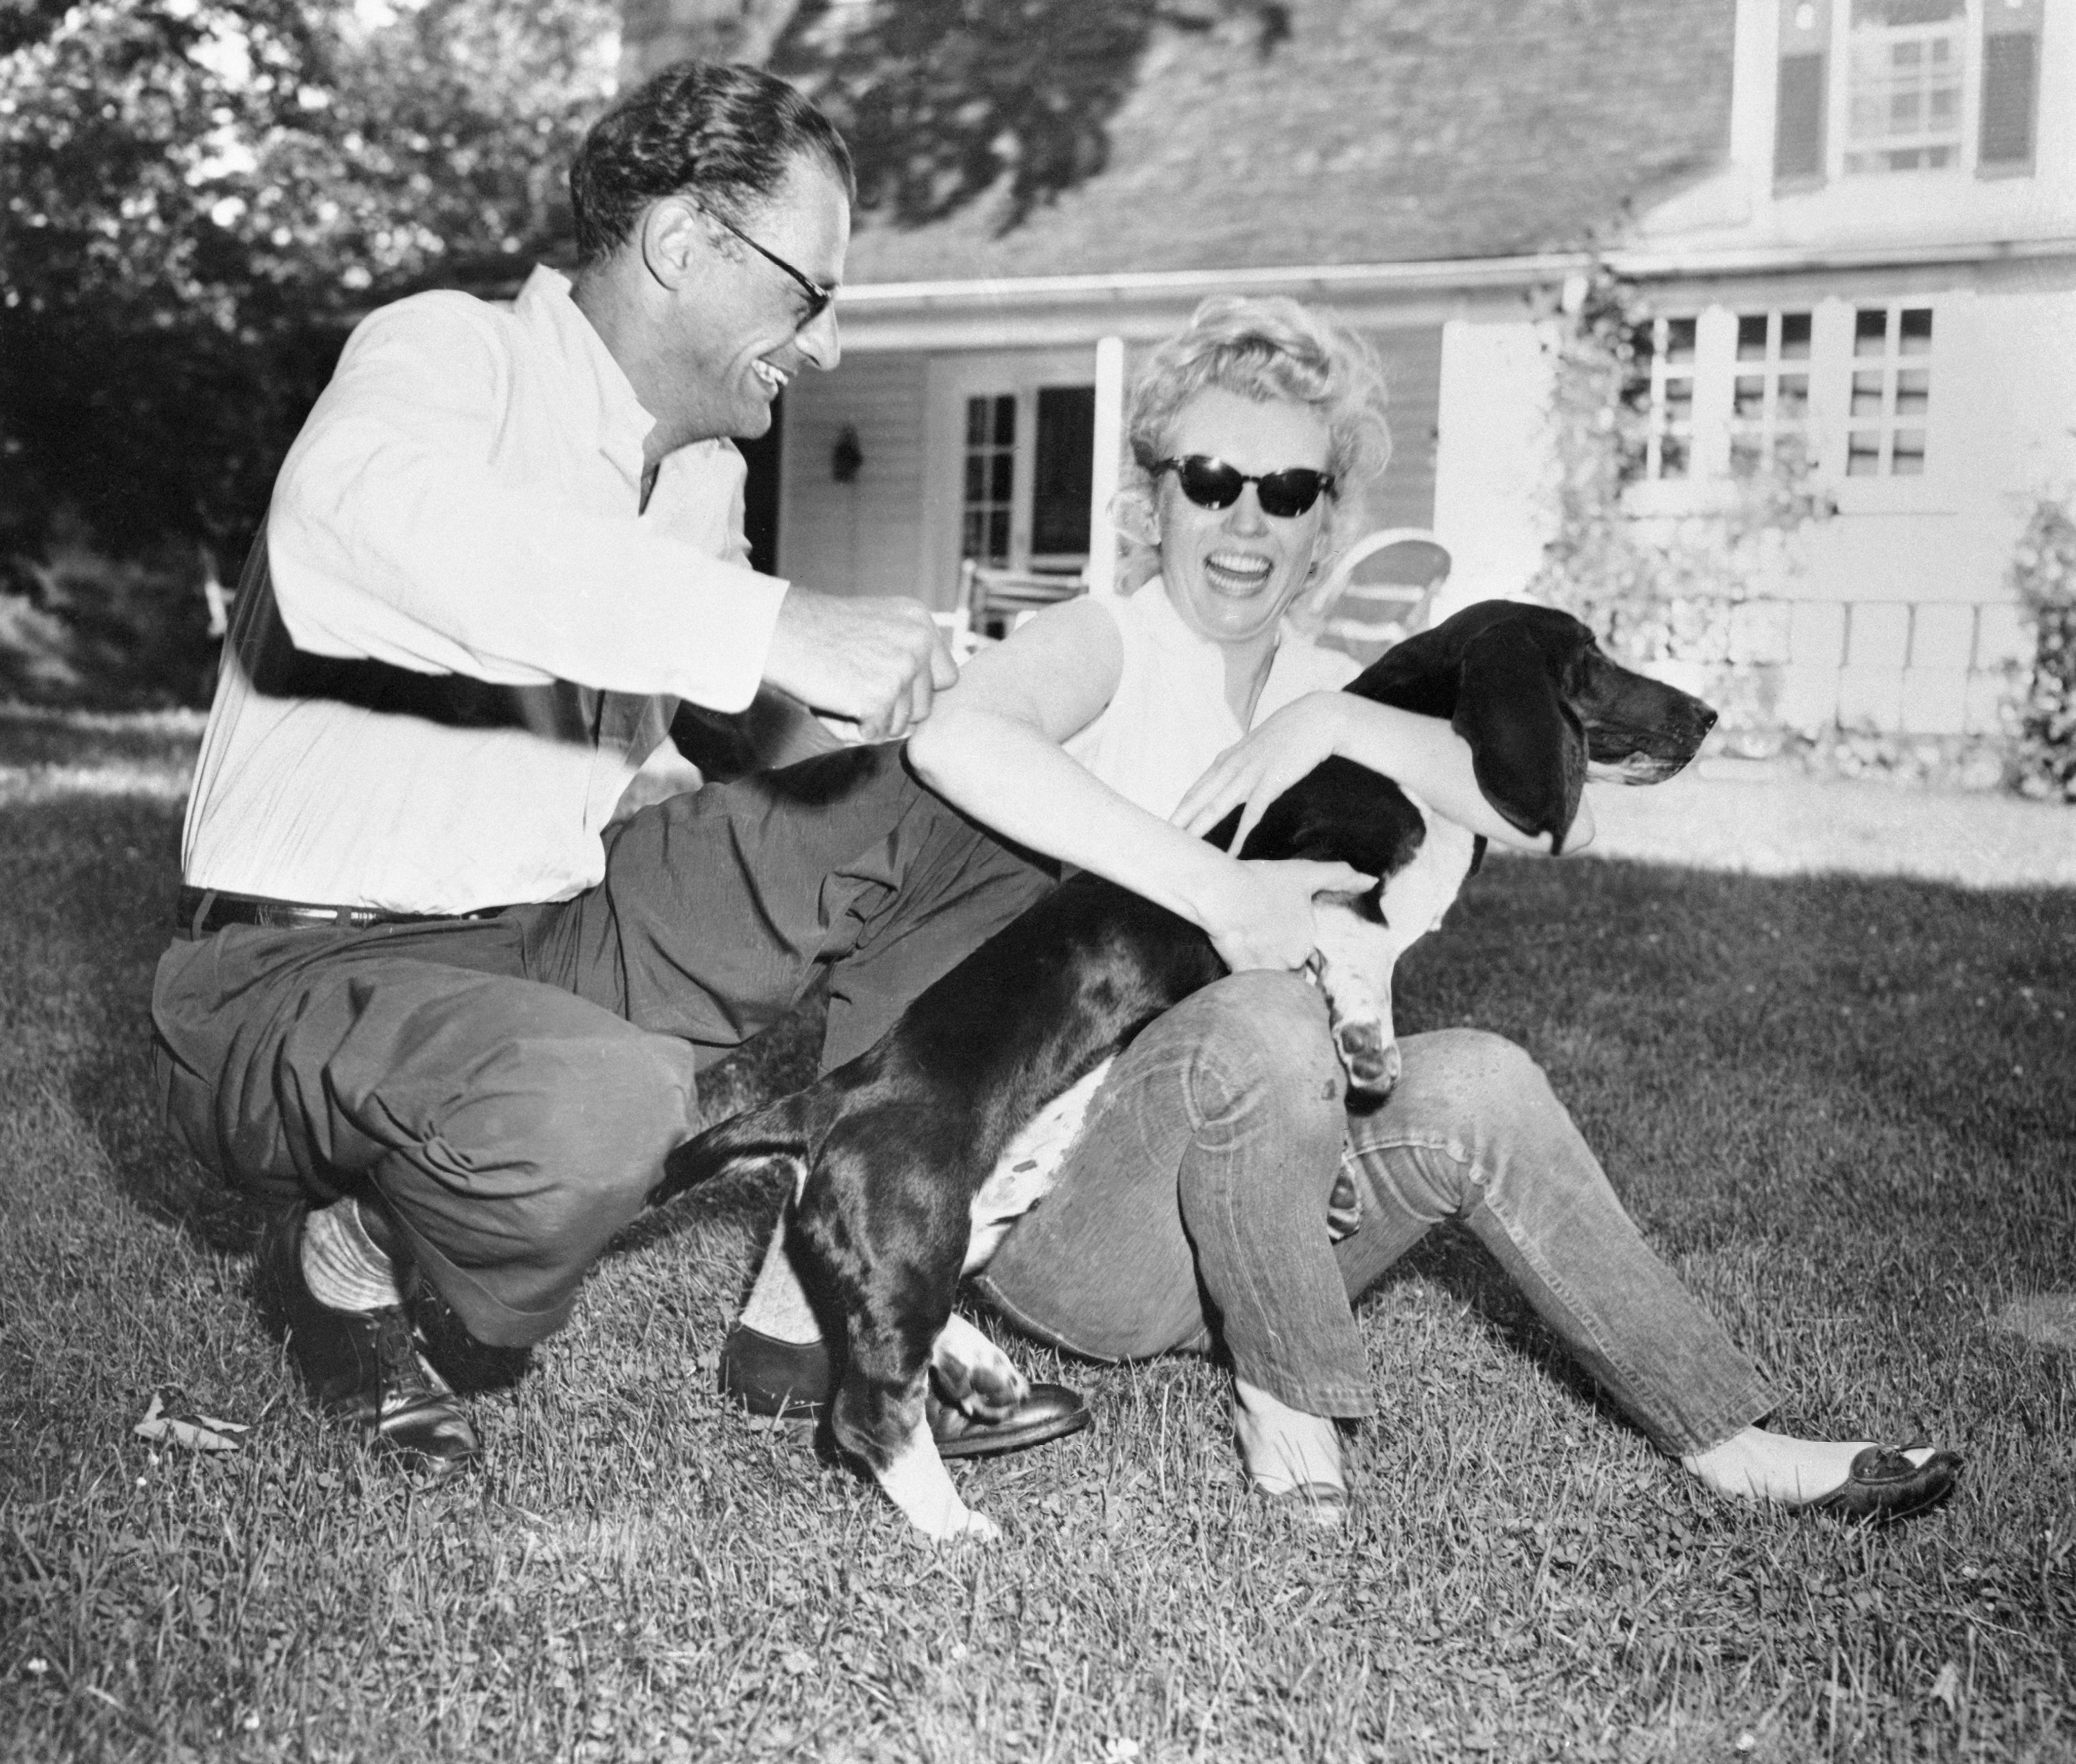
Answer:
[
  {"left": 957, "top": 560, "right": 1086, "bottom": 643},
  {"left": 1304, "top": 528, "right": 1452, "bottom": 666}
]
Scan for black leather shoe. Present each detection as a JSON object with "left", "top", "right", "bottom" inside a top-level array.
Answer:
[
  {"left": 719, "top": 1322, "right": 1091, "bottom": 1457},
  {"left": 719, "top": 1323, "right": 837, "bottom": 1419},
  {"left": 1808, "top": 1442, "right": 1963, "bottom": 1523},
  {"left": 927, "top": 1382, "right": 1090, "bottom": 1458},
  {"left": 260, "top": 1208, "right": 482, "bottom": 1477}
]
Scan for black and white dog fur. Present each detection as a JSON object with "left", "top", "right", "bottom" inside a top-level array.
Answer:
[{"left": 654, "top": 601, "right": 1718, "bottom": 1540}]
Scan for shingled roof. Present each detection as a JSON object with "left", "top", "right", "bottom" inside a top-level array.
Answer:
[{"left": 835, "top": 0, "right": 1736, "bottom": 284}]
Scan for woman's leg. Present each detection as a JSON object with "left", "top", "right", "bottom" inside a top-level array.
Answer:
[
  {"left": 1337, "top": 1029, "right": 1952, "bottom": 1507},
  {"left": 1334, "top": 1028, "right": 1779, "bottom": 1458},
  {"left": 975, "top": 972, "right": 1365, "bottom": 1493}
]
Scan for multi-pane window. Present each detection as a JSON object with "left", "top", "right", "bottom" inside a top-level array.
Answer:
[
  {"left": 961, "top": 394, "right": 1016, "bottom": 564},
  {"left": 1844, "top": 0, "right": 1967, "bottom": 174},
  {"left": 1846, "top": 305, "right": 1933, "bottom": 475},
  {"left": 1773, "top": 0, "right": 2041, "bottom": 185},
  {"left": 958, "top": 383, "right": 1098, "bottom": 571},
  {"left": 1731, "top": 311, "right": 1814, "bottom": 473},
  {"left": 1628, "top": 316, "right": 1697, "bottom": 481}
]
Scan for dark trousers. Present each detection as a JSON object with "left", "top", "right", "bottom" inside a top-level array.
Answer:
[{"left": 151, "top": 746, "right": 1055, "bottom": 1347}]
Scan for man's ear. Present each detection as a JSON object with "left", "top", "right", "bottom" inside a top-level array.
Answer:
[
  {"left": 1450, "top": 624, "right": 1585, "bottom": 852},
  {"left": 639, "top": 196, "right": 703, "bottom": 291}
]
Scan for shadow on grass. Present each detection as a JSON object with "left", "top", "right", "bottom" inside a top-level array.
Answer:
[{"left": 0, "top": 795, "right": 261, "bottom": 1251}]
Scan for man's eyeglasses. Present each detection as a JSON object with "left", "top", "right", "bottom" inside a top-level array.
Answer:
[
  {"left": 709, "top": 211, "right": 835, "bottom": 326},
  {"left": 1153, "top": 455, "right": 1336, "bottom": 520}
]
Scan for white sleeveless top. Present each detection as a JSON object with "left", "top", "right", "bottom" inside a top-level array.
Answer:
[{"left": 1061, "top": 580, "right": 1359, "bottom": 820}]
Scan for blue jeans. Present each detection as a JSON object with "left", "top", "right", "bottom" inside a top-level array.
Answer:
[{"left": 972, "top": 972, "right": 1778, "bottom": 1457}]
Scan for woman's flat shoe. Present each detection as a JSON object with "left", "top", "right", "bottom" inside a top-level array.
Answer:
[
  {"left": 1807, "top": 1443, "right": 1963, "bottom": 1523},
  {"left": 1256, "top": 1480, "right": 1349, "bottom": 1527}
]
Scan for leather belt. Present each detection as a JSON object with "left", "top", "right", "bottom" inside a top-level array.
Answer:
[{"left": 174, "top": 885, "right": 516, "bottom": 940}]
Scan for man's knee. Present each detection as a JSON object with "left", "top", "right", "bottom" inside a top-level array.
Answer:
[
  {"left": 473, "top": 1026, "right": 693, "bottom": 1217},
  {"left": 376, "top": 1024, "right": 695, "bottom": 1318}
]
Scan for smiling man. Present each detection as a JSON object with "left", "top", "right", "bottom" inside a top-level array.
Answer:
[{"left": 150, "top": 62, "right": 1085, "bottom": 1477}]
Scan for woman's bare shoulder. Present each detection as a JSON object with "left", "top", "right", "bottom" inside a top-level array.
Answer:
[{"left": 942, "top": 594, "right": 1126, "bottom": 742}]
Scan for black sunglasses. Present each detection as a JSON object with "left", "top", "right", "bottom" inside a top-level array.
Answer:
[
  {"left": 710, "top": 211, "right": 835, "bottom": 325},
  {"left": 1154, "top": 455, "right": 1336, "bottom": 519}
]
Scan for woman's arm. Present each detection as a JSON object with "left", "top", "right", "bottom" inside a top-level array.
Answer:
[
  {"left": 1172, "top": 691, "right": 1596, "bottom": 856},
  {"left": 907, "top": 601, "right": 1372, "bottom": 973}
]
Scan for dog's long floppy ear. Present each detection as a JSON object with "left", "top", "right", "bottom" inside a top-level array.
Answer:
[{"left": 1450, "top": 624, "right": 1587, "bottom": 852}]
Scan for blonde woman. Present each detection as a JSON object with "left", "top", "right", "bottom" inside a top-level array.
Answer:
[{"left": 730, "top": 296, "right": 1960, "bottom": 1527}]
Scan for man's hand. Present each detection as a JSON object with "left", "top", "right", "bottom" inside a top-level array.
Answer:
[
  {"left": 761, "top": 590, "right": 959, "bottom": 742},
  {"left": 1174, "top": 693, "right": 1353, "bottom": 854},
  {"left": 1196, "top": 857, "right": 1376, "bottom": 974}
]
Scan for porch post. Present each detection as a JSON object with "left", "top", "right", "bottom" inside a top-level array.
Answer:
[{"left": 1086, "top": 334, "right": 1127, "bottom": 596}]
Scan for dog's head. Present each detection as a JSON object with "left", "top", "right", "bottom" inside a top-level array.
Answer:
[{"left": 1347, "top": 601, "right": 1718, "bottom": 853}]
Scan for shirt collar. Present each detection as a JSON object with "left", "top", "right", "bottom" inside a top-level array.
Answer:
[{"left": 513, "top": 265, "right": 655, "bottom": 475}]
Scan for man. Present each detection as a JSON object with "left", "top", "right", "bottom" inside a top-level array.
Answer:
[{"left": 152, "top": 61, "right": 1085, "bottom": 1475}]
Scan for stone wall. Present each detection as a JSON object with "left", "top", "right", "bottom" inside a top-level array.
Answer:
[{"left": 1657, "top": 594, "right": 2032, "bottom": 746}]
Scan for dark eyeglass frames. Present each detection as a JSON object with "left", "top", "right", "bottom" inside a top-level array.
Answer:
[
  {"left": 1153, "top": 455, "right": 1336, "bottom": 519},
  {"left": 709, "top": 211, "right": 835, "bottom": 326}
]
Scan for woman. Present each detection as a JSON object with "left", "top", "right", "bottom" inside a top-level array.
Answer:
[{"left": 756, "top": 297, "right": 1960, "bottom": 1524}]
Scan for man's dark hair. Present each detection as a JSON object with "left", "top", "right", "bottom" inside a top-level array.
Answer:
[{"left": 570, "top": 61, "right": 855, "bottom": 264}]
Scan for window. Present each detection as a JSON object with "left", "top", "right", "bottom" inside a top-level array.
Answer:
[
  {"left": 1772, "top": 0, "right": 2043, "bottom": 185},
  {"left": 960, "top": 394, "right": 1017, "bottom": 565},
  {"left": 1618, "top": 303, "right": 1941, "bottom": 498},
  {"left": 1844, "top": 0, "right": 1967, "bottom": 174},
  {"left": 957, "top": 383, "right": 1096, "bottom": 572},
  {"left": 1731, "top": 311, "right": 1814, "bottom": 473},
  {"left": 1628, "top": 316, "right": 1697, "bottom": 481},
  {"left": 1846, "top": 305, "right": 1933, "bottom": 475}
]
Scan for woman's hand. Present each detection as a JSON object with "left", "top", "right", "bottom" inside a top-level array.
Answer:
[
  {"left": 1174, "top": 693, "right": 1354, "bottom": 854},
  {"left": 1196, "top": 856, "right": 1376, "bottom": 974}
]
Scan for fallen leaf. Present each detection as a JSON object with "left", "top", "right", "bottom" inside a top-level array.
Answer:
[{"left": 134, "top": 1390, "right": 249, "bottom": 1455}]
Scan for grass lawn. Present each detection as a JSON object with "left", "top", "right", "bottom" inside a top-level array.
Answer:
[{"left": 2, "top": 708, "right": 2072, "bottom": 1763}]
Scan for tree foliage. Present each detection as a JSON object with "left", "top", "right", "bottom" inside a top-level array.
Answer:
[
  {"left": 0, "top": 0, "right": 614, "bottom": 576},
  {"left": 0, "top": 0, "right": 1285, "bottom": 702},
  {"left": 2009, "top": 494, "right": 2076, "bottom": 801}
]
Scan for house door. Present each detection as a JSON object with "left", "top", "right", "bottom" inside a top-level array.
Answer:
[
  {"left": 957, "top": 385, "right": 1095, "bottom": 572},
  {"left": 926, "top": 352, "right": 1104, "bottom": 598}
]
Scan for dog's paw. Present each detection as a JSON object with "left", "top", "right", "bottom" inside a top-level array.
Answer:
[
  {"left": 1333, "top": 1015, "right": 1400, "bottom": 1102},
  {"left": 934, "top": 1507, "right": 1002, "bottom": 1545},
  {"left": 876, "top": 1427, "right": 999, "bottom": 1542},
  {"left": 930, "top": 1313, "right": 1029, "bottom": 1420}
]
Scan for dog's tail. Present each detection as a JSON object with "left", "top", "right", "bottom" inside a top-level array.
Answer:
[{"left": 648, "top": 1091, "right": 819, "bottom": 1209}]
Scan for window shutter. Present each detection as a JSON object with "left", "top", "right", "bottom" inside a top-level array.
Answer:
[
  {"left": 1980, "top": 0, "right": 2043, "bottom": 174},
  {"left": 1774, "top": 0, "right": 1832, "bottom": 189}
]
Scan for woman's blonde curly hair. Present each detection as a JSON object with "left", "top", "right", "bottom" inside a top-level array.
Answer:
[{"left": 1112, "top": 295, "right": 1391, "bottom": 592}]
